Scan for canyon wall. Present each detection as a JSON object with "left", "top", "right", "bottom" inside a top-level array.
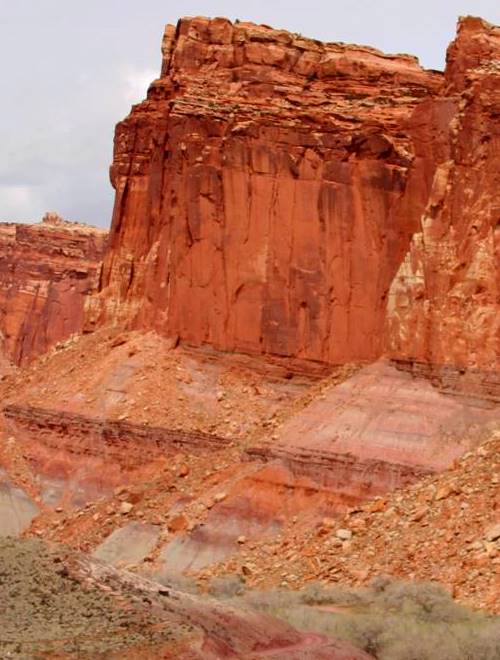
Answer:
[
  {"left": 386, "top": 17, "right": 500, "bottom": 396},
  {"left": 0, "top": 214, "right": 107, "bottom": 365},
  {"left": 80, "top": 15, "right": 496, "bottom": 389},
  {"left": 0, "top": 18, "right": 495, "bottom": 380},
  {"left": 87, "top": 16, "right": 444, "bottom": 365}
]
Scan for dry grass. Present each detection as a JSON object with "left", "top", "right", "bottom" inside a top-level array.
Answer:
[{"left": 223, "top": 576, "right": 500, "bottom": 660}]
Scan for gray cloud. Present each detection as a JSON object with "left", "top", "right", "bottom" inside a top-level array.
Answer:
[{"left": 1, "top": 0, "right": 499, "bottom": 227}]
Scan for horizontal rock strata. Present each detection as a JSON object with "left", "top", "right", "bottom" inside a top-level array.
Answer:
[
  {"left": 246, "top": 445, "right": 433, "bottom": 502},
  {"left": 247, "top": 361, "right": 497, "bottom": 500},
  {"left": 3, "top": 405, "right": 231, "bottom": 464},
  {"left": 390, "top": 359, "right": 500, "bottom": 404}
]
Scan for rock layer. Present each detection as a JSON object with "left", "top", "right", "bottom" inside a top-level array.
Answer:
[
  {"left": 3, "top": 405, "right": 232, "bottom": 463},
  {"left": 0, "top": 213, "right": 107, "bottom": 365},
  {"left": 87, "top": 16, "right": 443, "bottom": 366},
  {"left": 250, "top": 361, "right": 497, "bottom": 495}
]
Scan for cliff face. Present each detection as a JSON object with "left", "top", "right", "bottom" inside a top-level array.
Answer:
[
  {"left": 88, "top": 15, "right": 498, "bottom": 387},
  {"left": 87, "top": 16, "right": 443, "bottom": 365},
  {"left": 0, "top": 214, "right": 107, "bottom": 365},
  {"left": 386, "top": 17, "right": 500, "bottom": 396}
]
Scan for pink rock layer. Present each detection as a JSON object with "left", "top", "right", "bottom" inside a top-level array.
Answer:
[{"left": 251, "top": 361, "right": 497, "bottom": 496}]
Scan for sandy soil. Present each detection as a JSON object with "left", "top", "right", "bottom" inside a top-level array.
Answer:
[{"left": 0, "top": 537, "right": 191, "bottom": 659}]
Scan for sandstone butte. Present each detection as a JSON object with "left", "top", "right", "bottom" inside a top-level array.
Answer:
[
  {"left": 0, "top": 212, "right": 107, "bottom": 366},
  {"left": 85, "top": 15, "right": 499, "bottom": 400}
]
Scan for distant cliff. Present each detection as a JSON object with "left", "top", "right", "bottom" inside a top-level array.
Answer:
[{"left": 0, "top": 213, "right": 107, "bottom": 364}]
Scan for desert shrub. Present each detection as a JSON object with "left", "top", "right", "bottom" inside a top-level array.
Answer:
[
  {"left": 453, "top": 622, "right": 500, "bottom": 660},
  {"left": 284, "top": 609, "right": 388, "bottom": 656},
  {"left": 257, "top": 602, "right": 499, "bottom": 660},
  {"left": 369, "top": 574, "right": 394, "bottom": 594},
  {"left": 371, "top": 579, "right": 471, "bottom": 624},
  {"left": 208, "top": 574, "right": 246, "bottom": 599},
  {"left": 229, "top": 578, "right": 500, "bottom": 660},
  {"left": 378, "top": 620, "right": 464, "bottom": 660},
  {"left": 236, "top": 587, "right": 300, "bottom": 612},
  {"left": 300, "top": 581, "right": 367, "bottom": 607},
  {"left": 376, "top": 619, "right": 500, "bottom": 660},
  {"left": 338, "top": 613, "right": 391, "bottom": 657}
]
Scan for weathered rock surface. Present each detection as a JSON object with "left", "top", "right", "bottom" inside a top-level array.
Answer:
[
  {"left": 93, "top": 522, "right": 160, "bottom": 566},
  {"left": 0, "top": 213, "right": 106, "bottom": 365},
  {"left": 87, "top": 16, "right": 443, "bottom": 366},
  {"left": 151, "top": 361, "right": 497, "bottom": 578},
  {"left": 3, "top": 404, "right": 232, "bottom": 461},
  {"left": 386, "top": 17, "right": 500, "bottom": 391},
  {"left": 0, "top": 472, "right": 39, "bottom": 537},
  {"left": 210, "top": 431, "right": 500, "bottom": 614},
  {"left": 0, "top": 329, "right": 308, "bottom": 509},
  {"left": 0, "top": 16, "right": 498, "bottom": 626},
  {"left": 85, "top": 15, "right": 498, "bottom": 397}
]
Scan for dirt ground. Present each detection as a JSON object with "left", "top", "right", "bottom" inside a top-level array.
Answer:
[{"left": 0, "top": 537, "right": 191, "bottom": 659}]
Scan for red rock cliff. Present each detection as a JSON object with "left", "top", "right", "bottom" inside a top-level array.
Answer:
[
  {"left": 0, "top": 213, "right": 107, "bottom": 365},
  {"left": 89, "top": 16, "right": 498, "bottom": 383},
  {"left": 386, "top": 17, "right": 500, "bottom": 396},
  {"left": 87, "top": 16, "right": 443, "bottom": 365}
]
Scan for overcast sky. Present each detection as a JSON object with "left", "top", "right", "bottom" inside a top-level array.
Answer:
[{"left": 1, "top": 1, "right": 499, "bottom": 228}]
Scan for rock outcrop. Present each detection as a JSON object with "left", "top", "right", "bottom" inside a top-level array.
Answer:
[
  {"left": 0, "top": 213, "right": 107, "bottom": 365},
  {"left": 386, "top": 17, "right": 500, "bottom": 396},
  {"left": 3, "top": 404, "right": 232, "bottom": 463},
  {"left": 87, "top": 16, "right": 443, "bottom": 366},
  {"left": 87, "top": 15, "right": 498, "bottom": 393}
]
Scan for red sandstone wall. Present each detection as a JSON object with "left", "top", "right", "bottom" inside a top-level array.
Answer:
[
  {"left": 386, "top": 17, "right": 500, "bottom": 377},
  {"left": 0, "top": 214, "right": 107, "bottom": 365},
  {"left": 87, "top": 16, "right": 442, "bottom": 365},
  {"left": 88, "top": 15, "right": 498, "bottom": 377}
]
